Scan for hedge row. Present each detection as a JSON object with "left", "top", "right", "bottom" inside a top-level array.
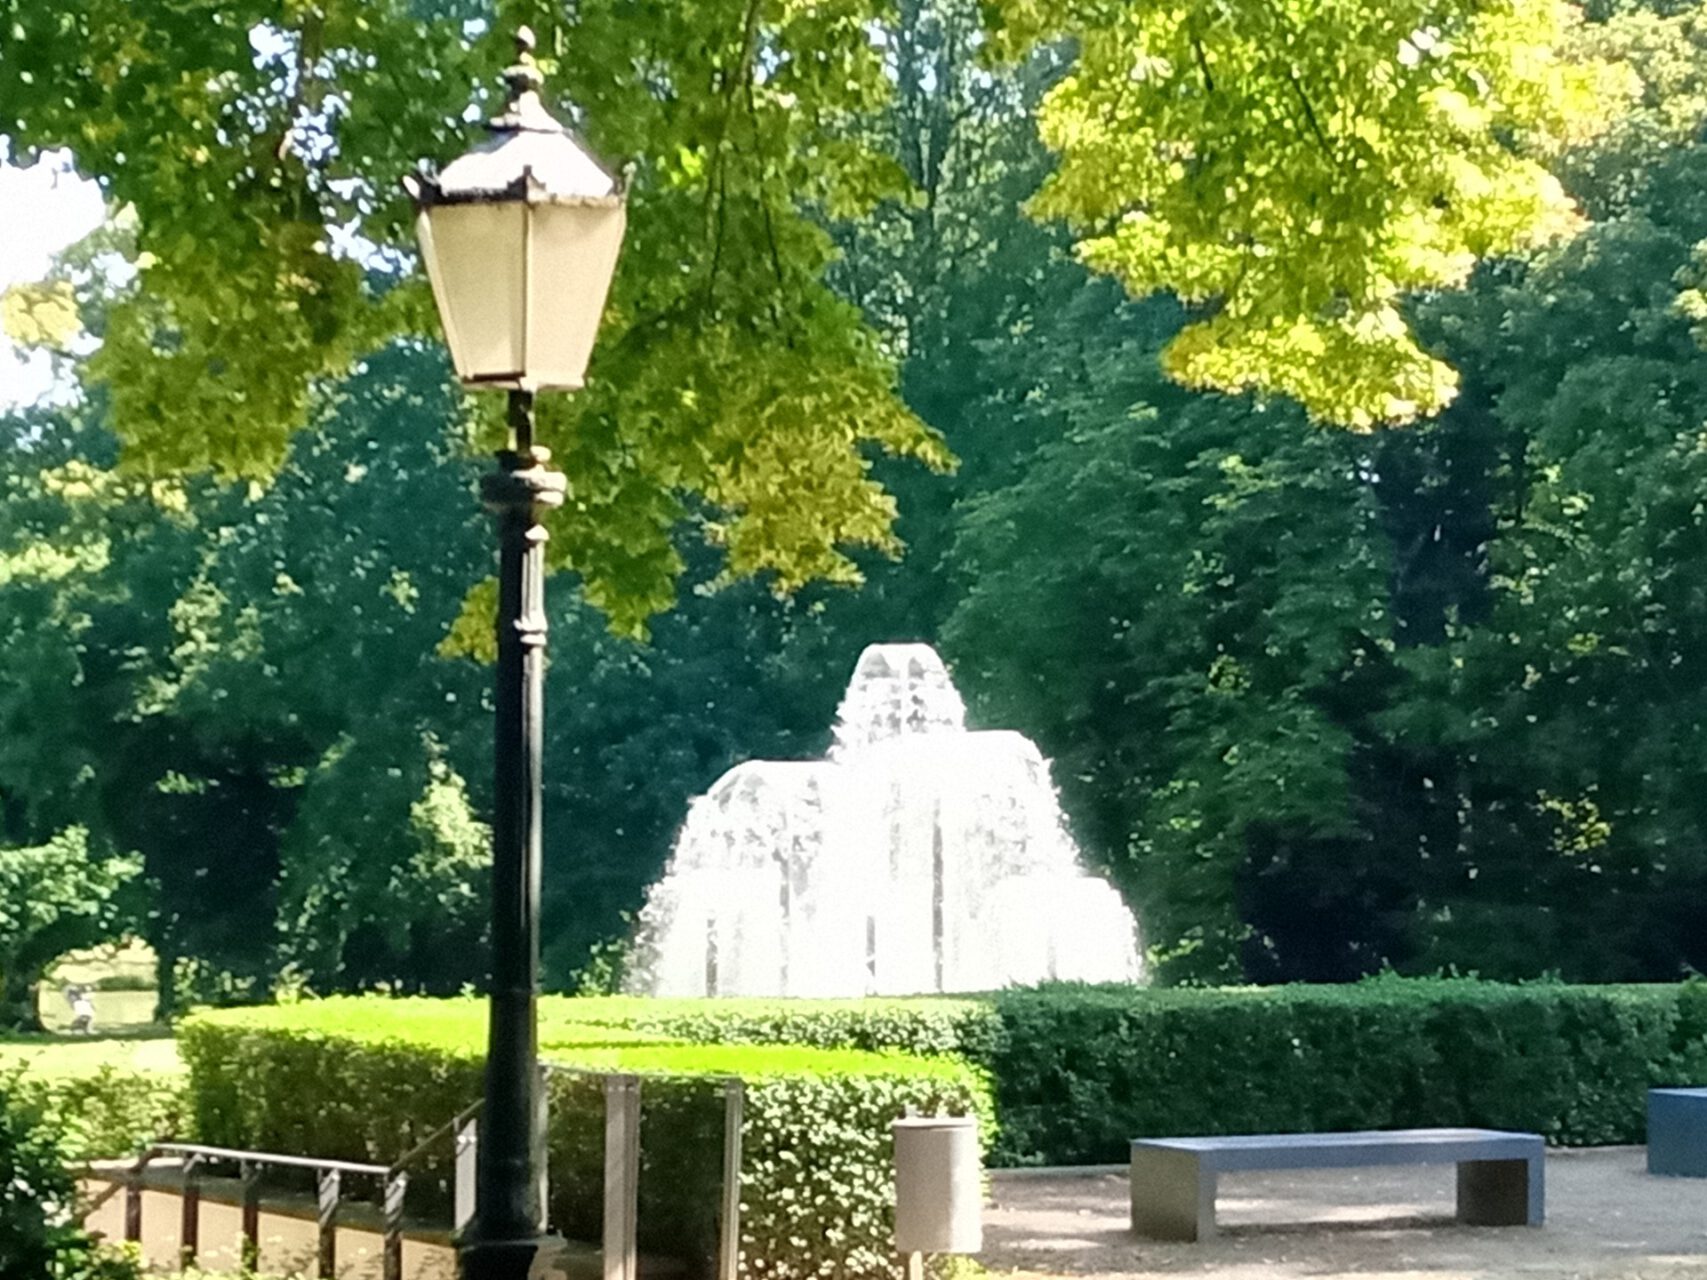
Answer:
[
  {"left": 596, "top": 981, "right": 1707, "bottom": 1164},
  {"left": 557, "top": 995, "right": 1001, "bottom": 1059},
  {"left": 178, "top": 981, "right": 1707, "bottom": 1276},
  {"left": 978, "top": 980, "right": 1707, "bottom": 1162},
  {"left": 178, "top": 1000, "right": 992, "bottom": 1280},
  {"left": 553, "top": 981, "right": 1707, "bottom": 1164}
]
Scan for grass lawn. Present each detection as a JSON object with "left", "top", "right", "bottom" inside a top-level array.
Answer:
[
  {"left": 0, "top": 1027, "right": 183, "bottom": 1078},
  {"left": 39, "top": 986, "right": 160, "bottom": 1034},
  {"left": 1, "top": 940, "right": 179, "bottom": 1079},
  {"left": 6, "top": 944, "right": 178, "bottom": 1079}
]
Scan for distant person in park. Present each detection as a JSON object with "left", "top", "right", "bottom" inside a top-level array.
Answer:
[{"left": 64, "top": 985, "right": 95, "bottom": 1035}]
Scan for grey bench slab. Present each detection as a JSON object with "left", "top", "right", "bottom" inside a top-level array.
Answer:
[
  {"left": 1130, "top": 1128, "right": 1544, "bottom": 1242},
  {"left": 1649, "top": 1088, "right": 1707, "bottom": 1177}
]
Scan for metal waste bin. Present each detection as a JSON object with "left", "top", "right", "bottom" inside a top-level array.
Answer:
[{"left": 892, "top": 1115, "right": 982, "bottom": 1254}]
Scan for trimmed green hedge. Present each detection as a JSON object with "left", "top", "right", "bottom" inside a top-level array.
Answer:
[
  {"left": 178, "top": 980, "right": 1707, "bottom": 1277},
  {"left": 980, "top": 980, "right": 1707, "bottom": 1163},
  {"left": 556, "top": 981, "right": 1707, "bottom": 1165},
  {"left": 556, "top": 994, "right": 1001, "bottom": 1059},
  {"left": 178, "top": 1000, "right": 992, "bottom": 1280}
]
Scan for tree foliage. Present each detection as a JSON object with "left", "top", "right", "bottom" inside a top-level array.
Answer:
[
  {"left": 0, "top": 348, "right": 499, "bottom": 1004},
  {"left": 945, "top": 392, "right": 1399, "bottom": 981},
  {"left": 945, "top": 0, "right": 1707, "bottom": 982},
  {"left": 0, "top": 829, "right": 139, "bottom": 1029},
  {"left": 984, "top": 0, "right": 1619, "bottom": 427},
  {"left": 0, "top": 0, "right": 1620, "bottom": 626},
  {"left": 3, "top": 0, "right": 1705, "bottom": 995},
  {"left": 0, "top": 0, "right": 958, "bottom": 633}
]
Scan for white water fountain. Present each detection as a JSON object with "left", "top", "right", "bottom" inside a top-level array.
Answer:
[{"left": 630, "top": 643, "right": 1143, "bottom": 996}]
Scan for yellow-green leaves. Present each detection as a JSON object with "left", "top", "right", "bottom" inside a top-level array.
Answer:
[
  {"left": 89, "top": 219, "right": 382, "bottom": 481},
  {"left": 1, "top": 281, "right": 81, "bottom": 349},
  {"left": 3, "top": 0, "right": 949, "bottom": 629},
  {"left": 438, "top": 577, "right": 499, "bottom": 663},
  {"left": 989, "top": 0, "right": 1617, "bottom": 427}
]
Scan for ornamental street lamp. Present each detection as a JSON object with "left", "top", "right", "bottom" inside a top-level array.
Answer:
[{"left": 405, "top": 28, "right": 627, "bottom": 1280}]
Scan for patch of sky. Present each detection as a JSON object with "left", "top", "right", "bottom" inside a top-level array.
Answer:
[
  {"left": 0, "top": 146, "right": 104, "bottom": 410},
  {"left": 3, "top": 19, "right": 428, "bottom": 414}
]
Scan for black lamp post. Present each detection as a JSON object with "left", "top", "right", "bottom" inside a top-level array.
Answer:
[{"left": 405, "top": 29, "right": 627, "bottom": 1280}]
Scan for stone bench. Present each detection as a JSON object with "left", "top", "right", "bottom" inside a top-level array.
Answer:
[
  {"left": 1130, "top": 1128, "right": 1545, "bottom": 1241},
  {"left": 1648, "top": 1088, "right": 1707, "bottom": 1176}
]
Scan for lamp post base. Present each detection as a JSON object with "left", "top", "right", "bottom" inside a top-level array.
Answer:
[{"left": 459, "top": 1231, "right": 573, "bottom": 1280}]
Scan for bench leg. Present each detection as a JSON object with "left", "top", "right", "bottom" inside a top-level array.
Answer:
[
  {"left": 1131, "top": 1148, "right": 1216, "bottom": 1242},
  {"left": 1456, "top": 1157, "right": 1543, "bottom": 1227}
]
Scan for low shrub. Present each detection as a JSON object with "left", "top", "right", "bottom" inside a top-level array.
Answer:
[
  {"left": 20, "top": 1066, "right": 186, "bottom": 1161},
  {"left": 179, "top": 1000, "right": 992, "bottom": 1280},
  {"left": 0, "top": 1066, "right": 146, "bottom": 1280},
  {"left": 0, "top": 1035, "right": 187, "bottom": 1161},
  {"left": 981, "top": 979, "right": 1707, "bottom": 1163}
]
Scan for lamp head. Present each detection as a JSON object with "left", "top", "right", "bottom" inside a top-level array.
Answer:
[{"left": 405, "top": 28, "right": 627, "bottom": 392}]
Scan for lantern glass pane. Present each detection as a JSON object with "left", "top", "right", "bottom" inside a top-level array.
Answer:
[
  {"left": 418, "top": 203, "right": 527, "bottom": 384},
  {"left": 525, "top": 202, "right": 627, "bottom": 391}
]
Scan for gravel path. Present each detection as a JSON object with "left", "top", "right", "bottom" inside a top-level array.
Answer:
[{"left": 982, "top": 1148, "right": 1707, "bottom": 1280}]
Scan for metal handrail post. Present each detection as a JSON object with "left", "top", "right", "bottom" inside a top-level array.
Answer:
[
  {"left": 178, "top": 1153, "right": 202, "bottom": 1269},
  {"left": 123, "top": 1152, "right": 147, "bottom": 1244},
  {"left": 718, "top": 1079, "right": 745, "bottom": 1280},
  {"left": 383, "top": 1170, "right": 410, "bottom": 1280},
  {"left": 316, "top": 1166, "right": 342, "bottom": 1280},
  {"left": 240, "top": 1159, "right": 262, "bottom": 1272}
]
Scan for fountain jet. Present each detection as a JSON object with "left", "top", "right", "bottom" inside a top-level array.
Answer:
[{"left": 631, "top": 644, "right": 1142, "bottom": 996}]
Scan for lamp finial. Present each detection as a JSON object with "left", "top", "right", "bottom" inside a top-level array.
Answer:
[{"left": 501, "top": 25, "right": 546, "bottom": 114}]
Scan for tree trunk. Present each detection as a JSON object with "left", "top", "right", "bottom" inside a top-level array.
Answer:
[
  {"left": 1, "top": 966, "right": 44, "bottom": 1031},
  {"left": 153, "top": 933, "right": 178, "bottom": 1023}
]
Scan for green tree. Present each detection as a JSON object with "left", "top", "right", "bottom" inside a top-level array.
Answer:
[
  {"left": 0, "top": 829, "right": 139, "bottom": 1029},
  {"left": 936, "top": 0, "right": 1707, "bottom": 984},
  {"left": 0, "top": 405, "right": 250, "bottom": 1014},
  {"left": 120, "top": 343, "right": 500, "bottom": 996},
  {"left": 944, "top": 388, "right": 1396, "bottom": 982},
  {"left": 279, "top": 730, "right": 489, "bottom": 992},
  {"left": 1, "top": 0, "right": 1613, "bottom": 630},
  {"left": 0, "top": 0, "right": 948, "bottom": 633},
  {"left": 1332, "top": 0, "right": 1707, "bottom": 980},
  {"left": 0, "top": 345, "right": 497, "bottom": 1004},
  {"left": 984, "top": 0, "right": 1616, "bottom": 427},
  {"left": 535, "top": 0, "right": 1142, "bottom": 974}
]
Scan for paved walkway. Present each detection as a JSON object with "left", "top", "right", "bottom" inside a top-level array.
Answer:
[
  {"left": 81, "top": 1177, "right": 660, "bottom": 1280},
  {"left": 983, "top": 1148, "right": 1707, "bottom": 1280},
  {"left": 85, "top": 1147, "right": 1707, "bottom": 1279}
]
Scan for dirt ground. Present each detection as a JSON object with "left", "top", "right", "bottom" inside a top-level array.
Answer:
[{"left": 982, "top": 1148, "right": 1707, "bottom": 1280}]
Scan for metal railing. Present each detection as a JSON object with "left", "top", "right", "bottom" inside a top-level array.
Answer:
[
  {"left": 102, "top": 1071, "right": 746, "bottom": 1280},
  {"left": 118, "top": 1141, "right": 409, "bottom": 1280}
]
